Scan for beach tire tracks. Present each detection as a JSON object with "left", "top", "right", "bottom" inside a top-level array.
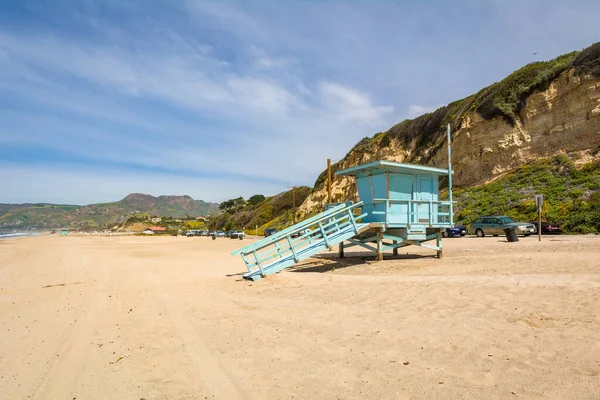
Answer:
[
  {"left": 142, "top": 269, "right": 247, "bottom": 400},
  {"left": 29, "top": 255, "right": 110, "bottom": 400}
]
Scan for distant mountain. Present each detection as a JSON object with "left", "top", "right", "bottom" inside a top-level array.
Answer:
[
  {"left": 116, "top": 193, "right": 217, "bottom": 217},
  {"left": 0, "top": 194, "right": 219, "bottom": 230}
]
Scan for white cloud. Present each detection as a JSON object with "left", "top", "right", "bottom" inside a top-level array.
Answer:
[
  {"left": 319, "top": 82, "right": 393, "bottom": 124},
  {"left": 0, "top": 24, "right": 394, "bottom": 203},
  {"left": 407, "top": 104, "right": 441, "bottom": 118},
  {"left": 246, "top": 45, "right": 293, "bottom": 71}
]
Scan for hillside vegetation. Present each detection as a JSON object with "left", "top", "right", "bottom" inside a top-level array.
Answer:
[
  {"left": 447, "top": 154, "right": 600, "bottom": 233},
  {"left": 213, "top": 187, "right": 311, "bottom": 233},
  {"left": 0, "top": 194, "right": 218, "bottom": 230}
]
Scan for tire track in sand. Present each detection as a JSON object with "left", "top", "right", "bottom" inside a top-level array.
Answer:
[
  {"left": 142, "top": 269, "right": 247, "bottom": 400},
  {"left": 29, "top": 255, "right": 114, "bottom": 400}
]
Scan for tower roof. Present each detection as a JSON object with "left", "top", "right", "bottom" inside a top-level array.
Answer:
[{"left": 336, "top": 160, "right": 450, "bottom": 177}]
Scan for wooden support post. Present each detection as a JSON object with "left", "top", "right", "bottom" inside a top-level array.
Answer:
[
  {"left": 393, "top": 240, "right": 398, "bottom": 256},
  {"left": 339, "top": 241, "right": 344, "bottom": 258},
  {"left": 327, "top": 158, "right": 332, "bottom": 204},
  {"left": 376, "top": 231, "right": 384, "bottom": 261},
  {"left": 292, "top": 186, "right": 296, "bottom": 225},
  {"left": 436, "top": 230, "right": 443, "bottom": 259}
]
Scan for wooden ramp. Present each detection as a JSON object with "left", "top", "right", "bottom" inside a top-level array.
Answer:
[{"left": 232, "top": 202, "right": 369, "bottom": 281}]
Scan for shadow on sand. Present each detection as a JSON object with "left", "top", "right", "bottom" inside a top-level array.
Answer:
[
  {"left": 226, "top": 272, "right": 246, "bottom": 277},
  {"left": 286, "top": 251, "right": 436, "bottom": 274}
]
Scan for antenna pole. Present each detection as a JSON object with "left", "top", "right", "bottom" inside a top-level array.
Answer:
[
  {"left": 447, "top": 124, "right": 453, "bottom": 225},
  {"left": 287, "top": 186, "right": 297, "bottom": 225},
  {"left": 327, "top": 158, "right": 332, "bottom": 204}
]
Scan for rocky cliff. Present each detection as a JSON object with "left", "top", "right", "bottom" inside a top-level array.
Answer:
[
  {"left": 300, "top": 43, "right": 600, "bottom": 216},
  {"left": 439, "top": 69, "right": 600, "bottom": 187}
]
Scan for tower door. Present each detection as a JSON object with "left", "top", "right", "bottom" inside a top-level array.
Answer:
[{"left": 417, "top": 176, "right": 433, "bottom": 224}]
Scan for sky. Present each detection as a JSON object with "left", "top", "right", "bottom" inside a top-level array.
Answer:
[{"left": 0, "top": 0, "right": 598, "bottom": 205}]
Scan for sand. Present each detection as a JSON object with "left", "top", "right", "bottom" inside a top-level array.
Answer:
[{"left": 0, "top": 234, "right": 599, "bottom": 399}]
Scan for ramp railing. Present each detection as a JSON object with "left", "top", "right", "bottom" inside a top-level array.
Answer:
[
  {"left": 371, "top": 198, "right": 454, "bottom": 226},
  {"left": 232, "top": 202, "right": 366, "bottom": 278}
]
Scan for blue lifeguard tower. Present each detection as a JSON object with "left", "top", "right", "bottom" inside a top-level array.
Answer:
[
  {"left": 233, "top": 128, "right": 455, "bottom": 280},
  {"left": 332, "top": 160, "right": 452, "bottom": 260}
]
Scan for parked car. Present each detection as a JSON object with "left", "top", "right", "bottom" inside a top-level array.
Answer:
[
  {"left": 264, "top": 228, "right": 278, "bottom": 237},
  {"left": 216, "top": 230, "right": 225, "bottom": 237},
  {"left": 225, "top": 231, "right": 231, "bottom": 237},
  {"left": 529, "top": 221, "right": 563, "bottom": 235},
  {"left": 454, "top": 224, "right": 468, "bottom": 236},
  {"left": 230, "top": 230, "right": 246, "bottom": 239},
  {"left": 470, "top": 216, "right": 535, "bottom": 237},
  {"left": 442, "top": 226, "right": 462, "bottom": 238},
  {"left": 208, "top": 230, "right": 215, "bottom": 237}
]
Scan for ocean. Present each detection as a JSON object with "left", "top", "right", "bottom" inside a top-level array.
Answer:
[{"left": 0, "top": 232, "right": 40, "bottom": 240}]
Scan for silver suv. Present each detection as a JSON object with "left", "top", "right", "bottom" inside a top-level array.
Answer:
[{"left": 470, "top": 216, "right": 535, "bottom": 237}]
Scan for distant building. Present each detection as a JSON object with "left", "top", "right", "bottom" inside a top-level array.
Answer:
[
  {"left": 195, "top": 216, "right": 208, "bottom": 222},
  {"left": 143, "top": 226, "right": 166, "bottom": 234},
  {"left": 151, "top": 217, "right": 162, "bottom": 223}
]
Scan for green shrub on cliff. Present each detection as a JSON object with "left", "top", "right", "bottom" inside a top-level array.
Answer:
[
  {"left": 448, "top": 155, "right": 600, "bottom": 233},
  {"left": 475, "top": 52, "right": 577, "bottom": 121},
  {"left": 570, "top": 42, "right": 600, "bottom": 77}
]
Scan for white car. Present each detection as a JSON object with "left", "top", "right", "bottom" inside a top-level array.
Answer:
[{"left": 230, "top": 230, "right": 246, "bottom": 239}]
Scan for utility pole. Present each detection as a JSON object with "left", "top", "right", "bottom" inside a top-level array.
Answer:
[
  {"left": 447, "top": 124, "right": 453, "bottom": 226},
  {"left": 535, "top": 194, "right": 543, "bottom": 242},
  {"left": 327, "top": 158, "right": 332, "bottom": 204},
  {"left": 210, "top": 208, "right": 216, "bottom": 230},
  {"left": 287, "top": 186, "right": 297, "bottom": 225}
]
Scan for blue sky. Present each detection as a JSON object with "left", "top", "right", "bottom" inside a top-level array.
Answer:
[{"left": 1, "top": 0, "right": 598, "bottom": 205}]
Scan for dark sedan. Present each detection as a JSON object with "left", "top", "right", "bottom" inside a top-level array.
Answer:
[
  {"left": 454, "top": 224, "right": 468, "bottom": 236},
  {"left": 442, "top": 226, "right": 462, "bottom": 238},
  {"left": 529, "top": 221, "right": 563, "bottom": 234}
]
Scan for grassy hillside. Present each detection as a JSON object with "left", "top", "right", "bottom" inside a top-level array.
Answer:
[
  {"left": 213, "top": 187, "right": 311, "bottom": 233},
  {"left": 0, "top": 204, "right": 82, "bottom": 229},
  {"left": 446, "top": 154, "right": 600, "bottom": 233},
  {"left": 0, "top": 194, "right": 218, "bottom": 230}
]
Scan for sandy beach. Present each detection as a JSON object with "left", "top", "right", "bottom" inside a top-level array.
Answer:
[{"left": 0, "top": 234, "right": 599, "bottom": 399}]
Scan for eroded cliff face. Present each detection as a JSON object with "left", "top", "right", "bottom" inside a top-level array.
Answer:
[
  {"left": 299, "top": 70, "right": 600, "bottom": 216},
  {"left": 435, "top": 70, "right": 600, "bottom": 186}
]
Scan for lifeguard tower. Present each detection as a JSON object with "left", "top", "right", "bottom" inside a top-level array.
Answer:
[
  {"left": 332, "top": 160, "right": 452, "bottom": 260},
  {"left": 233, "top": 127, "right": 455, "bottom": 281}
]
